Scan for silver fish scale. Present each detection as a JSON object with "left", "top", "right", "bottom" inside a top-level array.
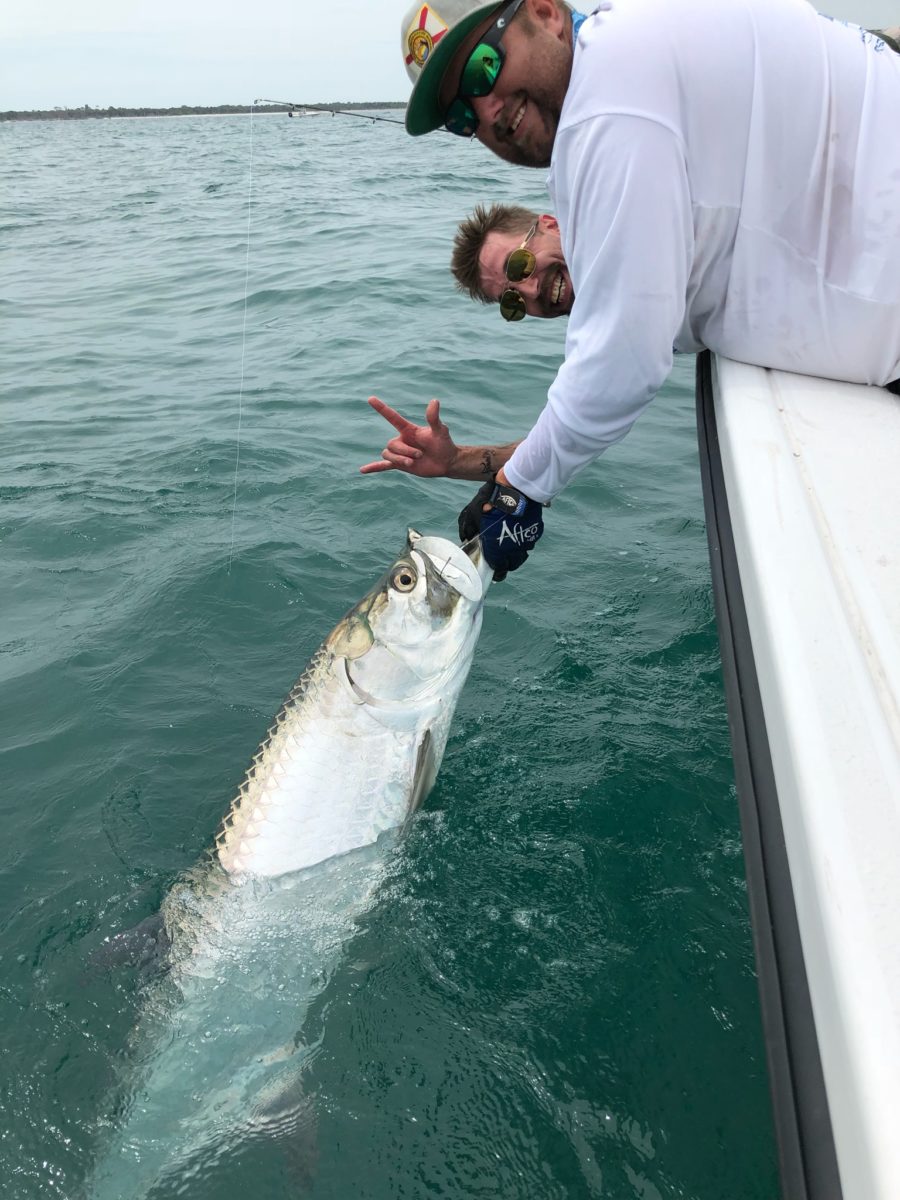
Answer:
[
  {"left": 213, "top": 636, "right": 429, "bottom": 877},
  {"left": 214, "top": 643, "right": 341, "bottom": 873}
]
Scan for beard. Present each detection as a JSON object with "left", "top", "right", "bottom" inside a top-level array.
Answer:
[
  {"left": 489, "top": 28, "right": 571, "bottom": 168},
  {"left": 498, "top": 96, "right": 562, "bottom": 169}
]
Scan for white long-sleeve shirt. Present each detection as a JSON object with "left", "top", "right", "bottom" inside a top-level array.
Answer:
[{"left": 503, "top": 0, "right": 900, "bottom": 502}]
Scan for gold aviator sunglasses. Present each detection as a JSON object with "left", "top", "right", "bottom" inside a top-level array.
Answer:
[{"left": 499, "top": 223, "right": 538, "bottom": 322}]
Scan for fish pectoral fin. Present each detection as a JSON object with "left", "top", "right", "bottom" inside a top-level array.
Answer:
[{"left": 408, "top": 729, "right": 437, "bottom": 815}]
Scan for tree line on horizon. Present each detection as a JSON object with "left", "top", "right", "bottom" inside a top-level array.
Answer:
[{"left": 1, "top": 102, "right": 406, "bottom": 122}]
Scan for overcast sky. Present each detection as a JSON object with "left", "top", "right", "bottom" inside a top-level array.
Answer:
[
  {"left": 1, "top": 0, "right": 413, "bottom": 110},
  {"left": 2, "top": 0, "right": 897, "bottom": 112}
]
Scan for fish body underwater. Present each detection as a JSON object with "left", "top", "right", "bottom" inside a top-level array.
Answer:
[{"left": 87, "top": 531, "right": 491, "bottom": 1198}]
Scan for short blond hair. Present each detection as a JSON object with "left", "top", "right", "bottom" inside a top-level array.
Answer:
[{"left": 451, "top": 203, "right": 538, "bottom": 303}]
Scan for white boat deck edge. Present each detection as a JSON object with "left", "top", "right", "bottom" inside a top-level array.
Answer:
[{"left": 712, "top": 355, "right": 900, "bottom": 1200}]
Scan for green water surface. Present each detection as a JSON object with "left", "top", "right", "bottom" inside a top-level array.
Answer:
[{"left": 1, "top": 113, "right": 776, "bottom": 1199}]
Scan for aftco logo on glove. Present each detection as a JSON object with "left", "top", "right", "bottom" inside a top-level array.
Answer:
[{"left": 497, "top": 519, "right": 542, "bottom": 546}]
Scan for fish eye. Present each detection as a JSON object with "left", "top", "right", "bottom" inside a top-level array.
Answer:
[{"left": 391, "top": 565, "right": 417, "bottom": 593}]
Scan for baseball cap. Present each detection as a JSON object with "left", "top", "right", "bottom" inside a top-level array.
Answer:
[{"left": 400, "top": 0, "right": 501, "bottom": 135}]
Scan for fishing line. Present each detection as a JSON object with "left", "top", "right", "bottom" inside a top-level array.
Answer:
[
  {"left": 457, "top": 530, "right": 486, "bottom": 556},
  {"left": 226, "top": 98, "right": 455, "bottom": 578},
  {"left": 456, "top": 512, "right": 507, "bottom": 558},
  {"left": 228, "top": 103, "right": 255, "bottom": 573}
]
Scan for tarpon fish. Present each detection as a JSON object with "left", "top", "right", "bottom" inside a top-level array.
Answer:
[{"left": 87, "top": 530, "right": 491, "bottom": 1198}]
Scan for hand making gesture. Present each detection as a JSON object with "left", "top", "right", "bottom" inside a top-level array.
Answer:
[
  {"left": 360, "top": 397, "right": 521, "bottom": 482},
  {"left": 359, "top": 397, "right": 458, "bottom": 478},
  {"left": 358, "top": 395, "right": 540, "bottom": 579}
]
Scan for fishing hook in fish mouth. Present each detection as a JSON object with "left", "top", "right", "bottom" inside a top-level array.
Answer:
[
  {"left": 433, "top": 528, "right": 488, "bottom": 589},
  {"left": 407, "top": 530, "right": 486, "bottom": 597}
]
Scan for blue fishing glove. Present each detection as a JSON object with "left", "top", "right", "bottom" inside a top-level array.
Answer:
[{"left": 458, "top": 478, "right": 544, "bottom": 583}]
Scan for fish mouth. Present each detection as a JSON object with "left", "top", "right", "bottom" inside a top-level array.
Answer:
[
  {"left": 419, "top": 552, "right": 459, "bottom": 617},
  {"left": 407, "top": 531, "right": 487, "bottom": 603},
  {"left": 460, "top": 537, "right": 493, "bottom": 591}
]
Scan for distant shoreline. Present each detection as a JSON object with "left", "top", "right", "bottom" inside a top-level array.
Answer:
[{"left": 0, "top": 103, "right": 406, "bottom": 123}]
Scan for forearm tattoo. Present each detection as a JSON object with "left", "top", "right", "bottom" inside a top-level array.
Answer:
[{"left": 479, "top": 449, "right": 498, "bottom": 477}]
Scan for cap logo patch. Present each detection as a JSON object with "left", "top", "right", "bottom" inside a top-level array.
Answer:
[
  {"left": 405, "top": 4, "right": 449, "bottom": 70},
  {"left": 408, "top": 28, "right": 434, "bottom": 66}
]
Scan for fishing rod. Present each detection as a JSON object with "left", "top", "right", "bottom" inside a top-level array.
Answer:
[
  {"left": 253, "top": 98, "right": 453, "bottom": 132},
  {"left": 254, "top": 98, "right": 404, "bottom": 127}
]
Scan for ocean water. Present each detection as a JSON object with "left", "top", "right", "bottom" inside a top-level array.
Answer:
[{"left": 1, "top": 113, "right": 777, "bottom": 1198}]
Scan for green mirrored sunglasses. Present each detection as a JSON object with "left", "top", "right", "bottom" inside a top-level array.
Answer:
[
  {"left": 444, "top": 0, "right": 527, "bottom": 138},
  {"left": 499, "top": 222, "right": 538, "bottom": 322}
]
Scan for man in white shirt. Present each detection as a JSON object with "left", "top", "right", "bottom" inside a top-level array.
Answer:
[{"left": 376, "top": 0, "right": 900, "bottom": 578}]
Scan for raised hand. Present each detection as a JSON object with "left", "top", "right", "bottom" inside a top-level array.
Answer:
[{"left": 359, "top": 397, "right": 458, "bottom": 478}]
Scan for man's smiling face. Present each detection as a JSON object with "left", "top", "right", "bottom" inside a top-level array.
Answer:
[
  {"left": 439, "top": 0, "right": 573, "bottom": 168},
  {"left": 479, "top": 214, "right": 574, "bottom": 317}
]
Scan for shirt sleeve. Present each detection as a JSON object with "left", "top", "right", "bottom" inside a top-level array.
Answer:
[{"left": 503, "top": 114, "right": 693, "bottom": 503}]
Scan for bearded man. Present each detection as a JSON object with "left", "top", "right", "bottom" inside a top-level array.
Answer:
[{"left": 364, "top": 0, "right": 900, "bottom": 580}]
